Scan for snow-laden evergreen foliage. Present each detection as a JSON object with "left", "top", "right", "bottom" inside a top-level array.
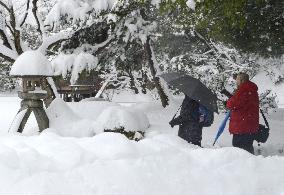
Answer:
[{"left": 0, "top": 0, "right": 281, "bottom": 111}]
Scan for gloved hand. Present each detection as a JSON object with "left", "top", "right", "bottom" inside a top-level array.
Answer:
[
  {"left": 220, "top": 89, "right": 232, "bottom": 98},
  {"left": 169, "top": 120, "right": 175, "bottom": 128},
  {"left": 220, "top": 89, "right": 227, "bottom": 95}
]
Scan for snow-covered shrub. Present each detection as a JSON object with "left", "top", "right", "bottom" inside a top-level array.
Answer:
[
  {"left": 259, "top": 90, "right": 278, "bottom": 114},
  {"left": 0, "top": 62, "right": 17, "bottom": 92},
  {"left": 104, "top": 126, "right": 145, "bottom": 141},
  {"left": 95, "top": 106, "right": 150, "bottom": 133}
]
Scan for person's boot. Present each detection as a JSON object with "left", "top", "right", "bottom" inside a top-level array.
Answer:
[{"left": 189, "top": 140, "right": 201, "bottom": 147}]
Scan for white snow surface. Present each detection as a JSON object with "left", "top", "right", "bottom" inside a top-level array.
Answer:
[
  {"left": 46, "top": 98, "right": 95, "bottom": 137},
  {"left": 0, "top": 92, "right": 284, "bottom": 194},
  {"left": 10, "top": 50, "right": 53, "bottom": 76}
]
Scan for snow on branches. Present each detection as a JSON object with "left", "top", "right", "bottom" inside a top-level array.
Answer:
[{"left": 0, "top": 0, "right": 73, "bottom": 62}]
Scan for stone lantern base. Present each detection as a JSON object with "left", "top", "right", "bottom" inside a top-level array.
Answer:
[{"left": 16, "top": 92, "right": 49, "bottom": 133}]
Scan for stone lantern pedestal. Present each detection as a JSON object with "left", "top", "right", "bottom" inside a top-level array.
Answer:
[
  {"left": 17, "top": 91, "right": 49, "bottom": 133},
  {"left": 11, "top": 76, "right": 51, "bottom": 133}
]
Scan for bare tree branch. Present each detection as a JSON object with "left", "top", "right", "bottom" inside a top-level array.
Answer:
[
  {"left": 20, "top": 0, "right": 31, "bottom": 27},
  {"left": 0, "top": 1, "right": 10, "bottom": 12},
  {"left": 0, "top": 1, "right": 14, "bottom": 49},
  {"left": 9, "top": 6, "right": 23, "bottom": 54},
  {"left": 0, "top": 53, "right": 15, "bottom": 63},
  {"left": 93, "top": 35, "right": 114, "bottom": 55},
  {"left": 32, "top": 0, "right": 42, "bottom": 35},
  {"left": 0, "top": 29, "right": 12, "bottom": 49},
  {"left": 38, "top": 30, "right": 74, "bottom": 54},
  {"left": 0, "top": 54, "right": 14, "bottom": 62},
  {"left": 144, "top": 36, "right": 169, "bottom": 107},
  {"left": 0, "top": 43, "right": 18, "bottom": 59},
  {"left": 0, "top": 2, "right": 23, "bottom": 55},
  {"left": 5, "top": 20, "right": 13, "bottom": 35},
  {"left": 46, "top": 38, "right": 68, "bottom": 52}
]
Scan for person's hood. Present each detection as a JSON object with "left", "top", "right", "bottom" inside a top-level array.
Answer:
[{"left": 239, "top": 80, "right": 258, "bottom": 92}]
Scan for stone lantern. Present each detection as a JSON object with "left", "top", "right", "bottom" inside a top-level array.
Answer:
[{"left": 10, "top": 50, "right": 54, "bottom": 133}]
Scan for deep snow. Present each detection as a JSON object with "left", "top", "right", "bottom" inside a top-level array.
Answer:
[{"left": 0, "top": 92, "right": 284, "bottom": 195}]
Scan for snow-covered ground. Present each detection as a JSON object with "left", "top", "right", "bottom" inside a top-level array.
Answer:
[{"left": 0, "top": 92, "right": 284, "bottom": 195}]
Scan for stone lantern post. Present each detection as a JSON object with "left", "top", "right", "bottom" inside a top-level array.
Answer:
[{"left": 10, "top": 51, "right": 54, "bottom": 133}]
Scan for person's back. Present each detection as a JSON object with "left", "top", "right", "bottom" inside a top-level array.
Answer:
[{"left": 169, "top": 95, "right": 203, "bottom": 146}]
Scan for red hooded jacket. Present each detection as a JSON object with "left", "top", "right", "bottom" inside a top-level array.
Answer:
[{"left": 226, "top": 81, "right": 259, "bottom": 135}]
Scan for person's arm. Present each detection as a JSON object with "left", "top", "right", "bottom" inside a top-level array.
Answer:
[
  {"left": 226, "top": 88, "right": 250, "bottom": 111},
  {"left": 220, "top": 89, "right": 233, "bottom": 98},
  {"left": 170, "top": 106, "right": 191, "bottom": 126},
  {"left": 170, "top": 100, "right": 199, "bottom": 127}
]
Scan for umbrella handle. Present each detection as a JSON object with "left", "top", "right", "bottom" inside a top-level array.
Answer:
[{"left": 172, "top": 105, "right": 182, "bottom": 120}]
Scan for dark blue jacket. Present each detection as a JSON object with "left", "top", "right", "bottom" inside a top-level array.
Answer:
[{"left": 170, "top": 96, "right": 202, "bottom": 144}]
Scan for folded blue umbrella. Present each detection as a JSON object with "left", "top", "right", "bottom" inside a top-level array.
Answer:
[{"left": 213, "top": 111, "right": 231, "bottom": 146}]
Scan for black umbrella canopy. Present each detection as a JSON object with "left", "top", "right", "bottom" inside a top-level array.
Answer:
[{"left": 160, "top": 72, "right": 218, "bottom": 113}]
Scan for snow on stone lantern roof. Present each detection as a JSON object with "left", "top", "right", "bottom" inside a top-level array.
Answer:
[{"left": 10, "top": 50, "right": 54, "bottom": 77}]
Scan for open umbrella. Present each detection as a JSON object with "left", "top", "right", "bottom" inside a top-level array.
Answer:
[
  {"left": 160, "top": 72, "right": 218, "bottom": 113},
  {"left": 213, "top": 111, "right": 230, "bottom": 146}
]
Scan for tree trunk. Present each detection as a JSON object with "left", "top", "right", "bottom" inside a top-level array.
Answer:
[
  {"left": 141, "top": 69, "right": 148, "bottom": 94},
  {"left": 127, "top": 69, "right": 139, "bottom": 94},
  {"left": 144, "top": 36, "right": 169, "bottom": 107}
]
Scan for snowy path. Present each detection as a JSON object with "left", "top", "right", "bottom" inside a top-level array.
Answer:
[{"left": 0, "top": 96, "right": 284, "bottom": 195}]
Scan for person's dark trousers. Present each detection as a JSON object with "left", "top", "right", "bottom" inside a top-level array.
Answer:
[
  {"left": 178, "top": 123, "right": 202, "bottom": 147},
  {"left": 232, "top": 134, "right": 255, "bottom": 154}
]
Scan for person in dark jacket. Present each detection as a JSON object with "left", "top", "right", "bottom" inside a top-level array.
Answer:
[
  {"left": 169, "top": 95, "right": 202, "bottom": 146},
  {"left": 226, "top": 72, "right": 259, "bottom": 154}
]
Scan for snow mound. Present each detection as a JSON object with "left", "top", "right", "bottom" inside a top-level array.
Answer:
[
  {"left": 46, "top": 98, "right": 95, "bottom": 137},
  {"left": 68, "top": 100, "right": 150, "bottom": 134},
  {"left": 94, "top": 105, "right": 150, "bottom": 133},
  {"left": 68, "top": 101, "right": 120, "bottom": 120},
  {"left": 10, "top": 50, "right": 53, "bottom": 76}
]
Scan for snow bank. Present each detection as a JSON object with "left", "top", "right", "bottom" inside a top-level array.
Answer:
[
  {"left": 46, "top": 98, "right": 95, "bottom": 137},
  {"left": 10, "top": 50, "right": 53, "bottom": 76},
  {"left": 1, "top": 94, "right": 284, "bottom": 194},
  {"left": 0, "top": 132, "right": 284, "bottom": 195}
]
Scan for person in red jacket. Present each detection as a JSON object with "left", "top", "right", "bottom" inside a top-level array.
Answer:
[{"left": 226, "top": 72, "right": 259, "bottom": 154}]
